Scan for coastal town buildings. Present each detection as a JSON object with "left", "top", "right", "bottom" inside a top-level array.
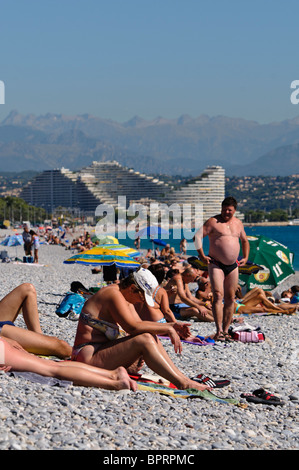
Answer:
[{"left": 19, "top": 161, "right": 225, "bottom": 221}]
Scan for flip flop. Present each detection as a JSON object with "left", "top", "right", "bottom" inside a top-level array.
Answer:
[
  {"left": 192, "top": 374, "right": 230, "bottom": 389},
  {"left": 196, "top": 335, "right": 215, "bottom": 344},
  {"left": 241, "top": 388, "right": 284, "bottom": 406}
]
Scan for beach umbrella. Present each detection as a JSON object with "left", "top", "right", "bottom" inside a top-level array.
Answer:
[
  {"left": 136, "top": 226, "right": 169, "bottom": 253},
  {"left": 153, "top": 239, "right": 167, "bottom": 247},
  {"left": 0, "top": 234, "right": 23, "bottom": 258},
  {"left": 87, "top": 244, "right": 141, "bottom": 258},
  {"left": 64, "top": 249, "right": 140, "bottom": 269},
  {"left": 92, "top": 235, "right": 119, "bottom": 245},
  {"left": 136, "top": 226, "right": 169, "bottom": 239},
  {"left": 239, "top": 235, "right": 295, "bottom": 291},
  {"left": 1, "top": 234, "right": 23, "bottom": 247}
]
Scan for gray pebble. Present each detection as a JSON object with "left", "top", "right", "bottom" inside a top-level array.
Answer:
[{"left": 0, "top": 240, "right": 298, "bottom": 451}]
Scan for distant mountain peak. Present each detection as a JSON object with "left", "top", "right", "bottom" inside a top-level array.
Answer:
[
  {"left": 1, "top": 110, "right": 299, "bottom": 176},
  {"left": 123, "top": 115, "right": 148, "bottom": 128}
]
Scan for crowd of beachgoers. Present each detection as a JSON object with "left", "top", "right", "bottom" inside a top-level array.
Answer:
[{"left": 0, "top": 225, "right": 298, "bottom": 451}]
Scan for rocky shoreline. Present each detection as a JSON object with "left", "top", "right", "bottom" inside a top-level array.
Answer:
[{"left": 0, "top": 242, "right": 298, "bottom": 451}]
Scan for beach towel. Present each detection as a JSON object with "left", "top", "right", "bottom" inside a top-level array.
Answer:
[
  {"left": 136, "top": 382, "right": 245, "bottom": 406},
  {"left": 237, "top": 310, "right": 296, "bottom": 317},
  {"left": 8, "top": 371, "right": 72, "bottom": 388},
  {"left": 158, "top": 335, "right": 215, "bottom": 346}
]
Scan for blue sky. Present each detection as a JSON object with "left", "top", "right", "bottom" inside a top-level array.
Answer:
[{"left": 0, "top": 0, "right": 298, "bottom": 124}]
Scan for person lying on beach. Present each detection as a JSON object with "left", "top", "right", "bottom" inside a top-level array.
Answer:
[
  {"left": 290, "top": 285, "right": 299, "bottom": 304},
  {"left": 134, "top": 264, "right": 208, "bottom": 345},
  {"left": 234, "top": 286, "right": 297, "bottom": 315},
  {"left": 0, "top": 337, "right": 137, "bottom": 392},
  {"left": 164, "top": 267, "right": 214, "bottom": 322},
  {"left": 0, "top": 283, "right": 72, "bottom": 359},
  {"left": 71, "top": 268, "right": 212, "bottom": 391}
]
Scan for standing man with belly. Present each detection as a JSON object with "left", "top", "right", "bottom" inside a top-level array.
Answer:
[{"left": 194, "top": 197, "right": 250, "bottom": 341}]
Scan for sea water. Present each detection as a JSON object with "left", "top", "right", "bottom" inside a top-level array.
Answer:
[{"left": 116, "top": 225, "right": 299, "bottom": 271}]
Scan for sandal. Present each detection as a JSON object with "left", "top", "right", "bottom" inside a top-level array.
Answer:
[
  {"left": 215, "top": 333, "right": 234, "bottom": 343},
  {"left": 223, "top": 333, "right": 235, "bottom": 342},
  {"left": 241, "top": 388, "right": 284, "bottom": 406},
  {"left": 192, "top": 374, "right": 230, "bottom": 389}
]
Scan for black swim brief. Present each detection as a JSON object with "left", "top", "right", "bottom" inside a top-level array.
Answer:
[{"left": 209, "top": 256, "right": 239, "bottom": 276}]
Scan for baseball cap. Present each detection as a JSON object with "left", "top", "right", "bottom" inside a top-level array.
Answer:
[{"left": 133, "top": 268, "right": 158, "bottom": 306}]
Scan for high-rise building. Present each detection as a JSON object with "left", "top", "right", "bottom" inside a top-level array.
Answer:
[
  {"left": 164, "top": 166, "right": 225, "bottom": 220},
  {"left": 20, "top": 161, "right": 225, "bottom": 221}
]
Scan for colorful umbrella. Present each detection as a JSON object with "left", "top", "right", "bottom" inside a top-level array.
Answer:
[
  {"left": 0, "top": 234, "right": 23, "bottom": 258},
  {"left": 92, "top": 235, "right": 119, "bottom": 245},
  {"left": 94, "top": 244, "right": 141, "bottom": 258},
  {"left": 1, "top": 234, "right": 23, "bottom": 247},
  {"left": 64, "top": 248, "right": 140, "bottom": 269},
  {"left": 239, "top": 235, "right": 295, "bottom": 290}
]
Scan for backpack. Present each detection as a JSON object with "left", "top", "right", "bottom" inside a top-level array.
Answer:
[{"left": 55, "top": 292, "right": 86, "bottom": 320}]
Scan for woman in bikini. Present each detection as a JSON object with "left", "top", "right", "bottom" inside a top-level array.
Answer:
[
  {"left": 0, "top": 283, "right": 71, "bottom": 358},
  {"left": 72, "top": 268, "right": 212, "bottom": 391},
  {"left": 0, "top": 336, "right": 137, "bottom": 391}
]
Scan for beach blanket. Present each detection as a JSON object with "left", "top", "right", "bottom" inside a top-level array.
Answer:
[
  {"left": 237, "top": 311, "right": 297, "bottom": 317},
  {"left": 158, "top": 335, "right": 215, "bottom": 346},
  {"left": 136, "top": 381, "right": 245, "bottom": 406},
  {"left": 11, "top": 261, "right": 46, "bottom": 267},
  {"left": 8, "top": 371, "right": 72, "bottom": 388}
]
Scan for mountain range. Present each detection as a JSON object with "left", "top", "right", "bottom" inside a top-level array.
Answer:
[{"left": 0, "top": 110, "right": 298, "bottom": 176}]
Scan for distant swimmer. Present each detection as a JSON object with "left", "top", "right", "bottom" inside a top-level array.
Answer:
[{"left": 194, "top": 196, "right": 250, "bottom": 342}]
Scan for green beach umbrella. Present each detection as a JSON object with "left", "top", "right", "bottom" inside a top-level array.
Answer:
[{"left": 239, "top": 235, "right": 295, "bottom": 291}]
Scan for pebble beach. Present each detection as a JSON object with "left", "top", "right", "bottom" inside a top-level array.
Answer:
[{"left": 0, "top": 235, "right": 298, "bottom": 452}]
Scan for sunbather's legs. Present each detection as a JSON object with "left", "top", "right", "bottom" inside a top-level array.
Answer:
[
  {"left": 208, "top": 264, "right": 225, "bottom": 335},
  {"left": 76, "top": 333, "right": 211, "bottom": 391},
  {"left": 209, "top": 263, "right": 238, "bottom": 335},
  {"left": 223, "top": 268, "right": 239, "bottom": 333},
  {"left": 0, "top": 324, "right": 72, "bottom": 359},
  {"left": 0, "top": 338, "right": 136, "bottom": 391},
  {"left": 0, "top": 283, "right": 42, "bottom": 333}
]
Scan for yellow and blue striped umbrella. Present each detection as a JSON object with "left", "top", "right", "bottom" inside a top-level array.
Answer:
[
  {"left": 94, "top": 244, "right": 141, "bottom": 258},
  {"left": 64, "top": 248, "right": 140, "bottom": 268}
]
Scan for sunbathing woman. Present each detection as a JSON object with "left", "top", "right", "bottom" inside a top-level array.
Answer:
[
  {"left": 0, "top": 283, "right": 72, "bottom": 358},
  {"left": 0, "top": 336, "right": 137, "bottom": 391},
  {"left": 72, "top": 268, "right": 212, "bottom": 391}
]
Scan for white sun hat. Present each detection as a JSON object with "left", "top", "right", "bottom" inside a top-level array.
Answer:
[{"left": 133, "top": 268, "right": 158, "bottom": 306}]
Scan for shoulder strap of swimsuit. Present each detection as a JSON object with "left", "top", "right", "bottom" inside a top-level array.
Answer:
[{"left": 153, "top": 286, "right": 161, "bottom": 301}]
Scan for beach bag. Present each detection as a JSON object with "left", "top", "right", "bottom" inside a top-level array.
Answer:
[
  {"left": 231, "top": 330, "right": 265, "bottom": 343},
  {"left": 229, "top": 321, "right": 265, "bottom": 343},
  {"left": 23, "top": 255, "right": 33, "bottom": 263},
  {"left": 55, "top": 292, "right": 85, "bottom": 320}
]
